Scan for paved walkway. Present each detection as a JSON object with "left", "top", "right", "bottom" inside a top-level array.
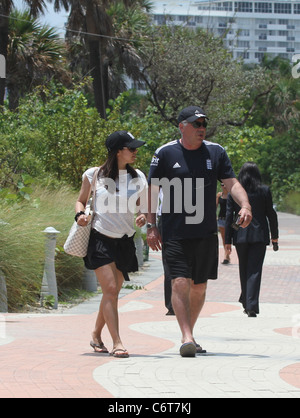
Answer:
[{"left": 0, "top": 212, "right": 300, "bottom": 399}]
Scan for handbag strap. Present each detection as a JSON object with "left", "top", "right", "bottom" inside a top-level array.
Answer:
[{"left": 86, "top": 167, "right": 99, "bottom": 210}]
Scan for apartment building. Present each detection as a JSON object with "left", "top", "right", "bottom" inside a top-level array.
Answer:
[{"left": 151, "top": 0, "right": 300, "bottom": 63}]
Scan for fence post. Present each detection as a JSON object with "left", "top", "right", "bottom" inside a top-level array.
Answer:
[
  {"left": 0, "top": 55, "right": 5, "bottom": 79},
  {"left": 82, "top": 267, "right": 98, "bottom": 292},
  {"left": 0, "top": 269, "right": 8, "bottom": 313},
  {"left": 134, "top": 235, "right": 144, "bottom": 267},
  {"left": 41, "top": 227, "right": 60, "bottom": 309}
]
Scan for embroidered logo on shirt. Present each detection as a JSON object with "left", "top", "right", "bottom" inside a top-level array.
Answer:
[
  {"left": 150, "top": 155, "right": 159, "bottom": 166},
  {"left": 173, "top": 162, "right": 181, "bottom": 169},
  {"left": 206, "top": 159, "right": 212, "bottom": 170}
]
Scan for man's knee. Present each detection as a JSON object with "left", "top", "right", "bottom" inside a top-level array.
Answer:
[
  {"left": 191, "top": 281, "right": 207, "bottom": 296},
  {"left": 172, "top": 277, "right": 191, "bottom": 293}
]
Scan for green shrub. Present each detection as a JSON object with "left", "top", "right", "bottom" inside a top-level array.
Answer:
[{"left": 279, "top": 191, "right": 300, "bottom": 216}]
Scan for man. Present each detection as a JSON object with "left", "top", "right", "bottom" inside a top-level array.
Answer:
[{"left": 147, "top": 106, "right": 252, "bottom": 357}]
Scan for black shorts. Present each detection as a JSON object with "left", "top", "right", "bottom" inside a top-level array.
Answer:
[
  {"left": 162, "top": 234, "right": 219, "bottom": 284},
  {"left": 84, "top": 229, "right": 138, "bottom": 281}
]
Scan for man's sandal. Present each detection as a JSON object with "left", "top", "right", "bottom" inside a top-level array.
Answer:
[
  {"left": 180, "top": 342, "right": 197, "bottom": 357},
  {"left": 195, "top": 343, "right": 207, "bottom": 354}
]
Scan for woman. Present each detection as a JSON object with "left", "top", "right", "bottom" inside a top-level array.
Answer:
[
  {"left": 216, "top": 183, "right": 230, "bottom": 264},
  {"left": 225, "top": 162, "right": 279, "bottom": 317},
  {"left": 75, "top": 131, "right": 147, "bottom": 357}
]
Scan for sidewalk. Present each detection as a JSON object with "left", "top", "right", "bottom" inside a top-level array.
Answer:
[{"left": 0, "top": 212, "right": 299, "bottom": 398}]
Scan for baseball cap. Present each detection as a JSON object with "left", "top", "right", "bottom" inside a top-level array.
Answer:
[
  {"left": 105, "top": 131, "right": 145, "bottom": 152},
  {"left": 178, "top": 106, "right": 209, "bottom": 124}
]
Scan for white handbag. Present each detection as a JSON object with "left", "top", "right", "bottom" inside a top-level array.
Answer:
[{"left": 64, "top": 169, "right": 99, "bottom": 257}]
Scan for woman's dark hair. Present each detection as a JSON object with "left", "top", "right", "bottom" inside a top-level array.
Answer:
[
  {"left": 238, "top": 162, "right": 262, "bottom": 193},
  {"left": 99, "top": 149, "right": 138, "bottom": 181}
]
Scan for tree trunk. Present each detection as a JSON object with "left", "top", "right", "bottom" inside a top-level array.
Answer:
[
  {"left": 0, "top": 16, "right": 8, "bottom": 107},
  {"left": 85, "top": 3, "right": 108, "bottom": 119},
  {"left": 103, "top": 58, "right": 109, "bottom": 107},
  {"left": 88, "top": 39, "right": 107, "bottom": 119}
]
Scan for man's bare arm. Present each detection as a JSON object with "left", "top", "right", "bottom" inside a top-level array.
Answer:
[{"left": 222, "top": 178, "right": 252, "bottom": 228}]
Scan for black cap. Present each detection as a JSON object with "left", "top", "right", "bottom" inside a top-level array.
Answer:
[
  {"left": 178, "top": 106, "right": 209, "bottom": 124},
  {"left": 105, "top": 131, "right": 145, "bottom": 152}
]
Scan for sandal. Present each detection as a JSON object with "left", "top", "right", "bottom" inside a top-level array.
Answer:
[
  {"left": 110, "top": 348, "right": 129, "bottom": 358},
  {"left": 180, "top": 342, "right": 196, "bottom": 357},
  {"left": 193, "top": 338, "right": 207, "bottom": 354},
  {"left": 195, "top": 343, "right": 207, "bottom": 354},
  {"left": 90, "top": 341, "right": 109, "bottom": 354}
]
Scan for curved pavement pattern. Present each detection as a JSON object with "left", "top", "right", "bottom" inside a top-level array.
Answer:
[{"left": 0, "top": 212, "right": 299, "bottom": 398}]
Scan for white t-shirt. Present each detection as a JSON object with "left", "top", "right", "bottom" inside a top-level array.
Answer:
[{"left": 83, "top": 167, "right": 148, "bottom": 238}]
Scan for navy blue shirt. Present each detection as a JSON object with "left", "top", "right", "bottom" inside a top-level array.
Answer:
[{"left": 148, "top": 139, "right": 235, "bottom": 241}]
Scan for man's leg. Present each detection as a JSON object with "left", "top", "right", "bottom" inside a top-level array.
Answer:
[
  {"left": 190, "top": 281, "right": 207, "bottom": 332},
  {"left": 171, "top": 279, "right": 207, "bottom": 343},
  {"left": 171, "top": 277, "right": 194, "bottom": 344},
  {"left": 172, "top": 277, "right": 207, "bottom": 334},
  {"left": 190, "top": 281, "right": 207, "bottom": 352},
  {"left": 172, "top": 278, "right": 207, "bottom": 356}
]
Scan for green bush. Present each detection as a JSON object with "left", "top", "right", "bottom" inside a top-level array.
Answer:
[
  {"left": 216, "top": 125, "right": 274, "bottom": 176},
  {"left": 0, "top": 83, "right": 177, "bottom": 190},
  {"left": 279, "top": 191, "right": 300, "bottom": 216}
]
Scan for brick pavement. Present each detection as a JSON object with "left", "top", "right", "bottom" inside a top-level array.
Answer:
[{"left": 0, "top": 212, "right": 299, "bottom": 399}]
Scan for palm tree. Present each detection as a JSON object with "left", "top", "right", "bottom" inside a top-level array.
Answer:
[
  {"left": 107, "top": 1, "right": 152, "bottom": 100},
  {"left": 50, "top": 0, "right": 152, "bottom": 118},
  {"left": 0, "top": 0, "right": 49, "bottom": 106},
  {"left": 7, "top": 9, "right": 70, "bottom": 110}
]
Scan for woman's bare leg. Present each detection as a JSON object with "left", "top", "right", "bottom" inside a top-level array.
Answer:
[{"left": 92, "top": 263, "right": 126, "bottom": 353}]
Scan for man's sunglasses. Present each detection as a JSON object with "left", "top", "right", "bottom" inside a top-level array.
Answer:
[{"left": 190, "top": 120, "right": 208, "bottom": 129}]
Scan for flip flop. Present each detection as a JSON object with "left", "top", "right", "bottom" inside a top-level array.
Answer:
[
  {"left": 180, "top": 342, "right": 196, "bottom": 357},
  {"left": 110, "top": 348, "right": 129, "bottom": 358},
  {"left": 195, "top": 343, "right": 207, "bottom": 354},
  {"left": 90, "top": 341, "right": 109, "bottom": 354}
]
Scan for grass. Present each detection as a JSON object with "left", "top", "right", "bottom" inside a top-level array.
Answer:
[
  {"left": 122, "top": 283, "right": 144, "bottom": 290},
  {"left": 0, "top": 185, "right": 85, "bottom": 312}
]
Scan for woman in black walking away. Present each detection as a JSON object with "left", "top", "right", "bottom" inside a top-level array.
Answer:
[{"left": 225, "top": 162, "right": 279, "bottom": 317}]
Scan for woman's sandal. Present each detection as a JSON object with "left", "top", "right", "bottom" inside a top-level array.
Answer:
[
  {"left": 110, "top": 348, "right": 129, "bottom": 358},
  {"left": 90, "top": 341, "right": 109, "bottom": 354}
]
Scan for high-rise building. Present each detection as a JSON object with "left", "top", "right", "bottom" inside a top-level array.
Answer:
[{"left": 151, "top": 0, "right": 300, "bottom": 63}]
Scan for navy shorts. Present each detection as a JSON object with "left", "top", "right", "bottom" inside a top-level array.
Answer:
[{"left": 162, "top": 234, "right": 219, "bottom": 284}]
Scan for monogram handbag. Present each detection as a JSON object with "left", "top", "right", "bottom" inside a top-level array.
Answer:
[{"left": 64, "top": 169, "right": 99, "bottom": 257}]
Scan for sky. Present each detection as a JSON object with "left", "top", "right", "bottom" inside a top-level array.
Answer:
[{"left": 13, "top": 0, "right": 68, "bottom": 36}]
